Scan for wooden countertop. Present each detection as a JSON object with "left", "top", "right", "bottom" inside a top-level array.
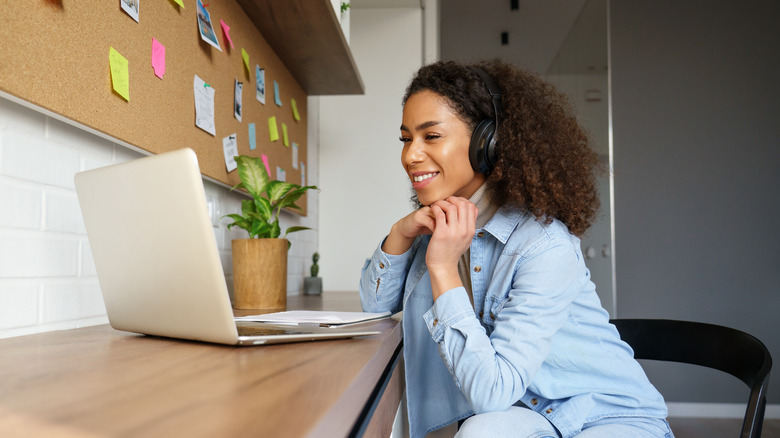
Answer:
[{"left": 0, "top": 292, "right": 402, "bottom": 437}]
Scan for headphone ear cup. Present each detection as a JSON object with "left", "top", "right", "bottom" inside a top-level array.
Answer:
[{"left": 469, "top": 119, "right": 497, "bottom": 174}]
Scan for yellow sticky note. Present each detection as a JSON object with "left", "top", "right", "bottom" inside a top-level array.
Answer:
[
  {"left": 291, "top": 98, "right": 300, "bottom": 121},
  {"left": 282, "top": 123, "right": 289, "bottom": 147},
  {"left": 268, "top": 116, "right": 279, "bottom": 142},
  {"left": 109, "top": 47, "right": 130, "bottom": 101},
  {"left": 241, "top": 48, "right": 250, "bottom": 73},
  {"left": 172, "top": 0, "right": 184, "bottom": 7}
]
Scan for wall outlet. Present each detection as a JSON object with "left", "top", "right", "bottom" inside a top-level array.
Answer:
[{"left": 206, "top": 195, "right": 220, "bottom": 227}]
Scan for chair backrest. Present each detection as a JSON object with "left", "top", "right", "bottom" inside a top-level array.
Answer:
[{"left": 610, "top": 319, "right": 772, "bottom": 438}]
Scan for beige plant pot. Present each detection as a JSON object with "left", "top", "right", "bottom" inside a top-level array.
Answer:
[{"left": 232, "top": 238, "right": 288, "bottom": 310}]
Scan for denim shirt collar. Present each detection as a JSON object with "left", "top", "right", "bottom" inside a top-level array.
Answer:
[{"left": 482, "top": 204, "right": 526, "bottom": 244}]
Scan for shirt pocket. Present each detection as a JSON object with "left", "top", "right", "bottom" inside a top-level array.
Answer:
[
  {"left": 481, "top": 294, "right": 510, "bottom": 334},
  {"left": 407, "top": 269, "right": 430, "bottom": 301}
]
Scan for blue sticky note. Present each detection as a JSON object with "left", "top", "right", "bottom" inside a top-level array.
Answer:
[
  {"left": 273, "top": 80, "right": 282, "bottom": 106},
  {"left": 248, "top": 122, "right": 256, "bottom": 150}
]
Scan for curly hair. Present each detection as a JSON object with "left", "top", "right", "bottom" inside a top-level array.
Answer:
[{"left": 402, "top": 59, "right": 602, "bottom": 236}]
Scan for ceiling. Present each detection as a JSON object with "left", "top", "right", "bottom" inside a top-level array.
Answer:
[{"left": 352, "top": 0, "right": 606, "bottom": 76}]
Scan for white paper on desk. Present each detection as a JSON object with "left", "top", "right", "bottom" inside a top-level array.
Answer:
[{"left": 235, "top": 310, "right": 391, "bottom": 327}]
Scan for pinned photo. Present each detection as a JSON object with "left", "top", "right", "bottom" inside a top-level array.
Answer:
[
  {"left": 121, "top": 0, "right": 139, "bottom": 23},
  {"left": 223, "top": 134, "right": 238, "bottom": 172},
  {"left": 256, "top": 65, "right": 266, "bottom": 104},
  {"left": 196, "top": 0, "right": 222, "bottom": 51},
  {"left": 234, "top": 79, "right": 243, "bottom": 122}
]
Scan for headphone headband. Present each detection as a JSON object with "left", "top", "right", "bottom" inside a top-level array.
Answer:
[
  {"left": 467, "top": 66, "right": 502, "bottom": 175},
  {"left": 469, "top": 67, "right": 503, "bottom": 125}
]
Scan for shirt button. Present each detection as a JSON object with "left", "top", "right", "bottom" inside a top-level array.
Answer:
[
  {"left": 477, "top": 232, "right": 484, "bottom": 238},
  {"left": 479, "top": 311, "right": 484, "bottom": 318},
  {"left": 379, "top": 262, "right": 385, "bottom": 269},
  {"left": 546, "top": 408, "right": 553, "bottom": 414},
  {"left": 433, "top": 319, "right": 438, "bottom": 327},
  {"left": 531, "top": 398, "right": 538, "bottom": 405},
  {"left": 490, "top": 312, "right": 495, "bottom": 320},
  {"left": 474, "top": 266, "right": 482, "bottom": 272}
]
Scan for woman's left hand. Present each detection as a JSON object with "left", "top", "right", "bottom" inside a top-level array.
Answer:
[{"left": 426, "top": 196, "right": 478, "bottom": 299}]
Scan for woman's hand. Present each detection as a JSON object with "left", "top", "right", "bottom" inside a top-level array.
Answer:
[
  {"left": 382, "top": 206, "right": 437, "bottom": 255},
  {"left": 426, "top": 197, "right": 478, "bottom": 299}
]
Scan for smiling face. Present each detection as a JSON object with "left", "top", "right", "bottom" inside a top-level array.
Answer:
[{"left": 400, "top": 90, "right": 485, "bottom": 206}]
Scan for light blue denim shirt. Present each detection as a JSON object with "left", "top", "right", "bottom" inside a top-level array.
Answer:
[{"left": 360, "top": 204, "right": 668, "bottom": 438}]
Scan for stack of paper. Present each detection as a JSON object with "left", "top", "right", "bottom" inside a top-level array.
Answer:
[{"left": 235, "top": 310, "right": 391, "bottom": 327}]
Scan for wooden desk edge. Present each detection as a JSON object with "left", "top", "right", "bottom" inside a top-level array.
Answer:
[{"left": 306, "top": 320, "right": 403, "bottom": 437}]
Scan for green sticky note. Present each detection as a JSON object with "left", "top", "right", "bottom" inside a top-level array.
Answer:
[
  {"left": 291, "top": 98, "right": 300, "bottom": 121},
  {"left": 268, "top": 116, "right": 279, "bottom": 142},
  {"left": 172, "top": 0, "right": 184, "bottom": 7},
  {"left": 282, "top": 123, "right": 289, "bottom": 147},
  {"left": 241, "top": 48, "right": 250, "bottom": 73},
  {"left": 109, "top": 47, "right": 130, "bottom": 101}
]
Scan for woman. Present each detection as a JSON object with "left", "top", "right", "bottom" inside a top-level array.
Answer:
[{"left": 359, "top": 59, "right": 673, "bottom": 438}]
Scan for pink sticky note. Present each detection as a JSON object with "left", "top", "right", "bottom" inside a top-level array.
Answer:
[
  {"left": 220, "top": 20, "right": 234, "bottom": 49},
  {"left": 261, "top": 154, "right": 271, "bottom": 177},
  {"left": 151, "top": 38, "right": 166, "bottom": 79}
]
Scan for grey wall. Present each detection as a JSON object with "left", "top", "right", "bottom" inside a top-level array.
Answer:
[{"left": 611, "top": 0, "right": 780, "bottom": 403}]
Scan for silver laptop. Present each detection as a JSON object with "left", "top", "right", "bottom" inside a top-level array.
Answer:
[{"left": 74, "top": 148, "right": 379, "bottom": 345}]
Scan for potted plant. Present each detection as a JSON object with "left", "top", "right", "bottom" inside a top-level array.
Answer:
[
  {"left": 340, "top": 2, "right": 351, "bottom": 43},
  {"left": 225, "top": 155, "right": 317, "bottom": 310},
  {"left": 304, "top": 252, "right": 322, "bottom": 295}
]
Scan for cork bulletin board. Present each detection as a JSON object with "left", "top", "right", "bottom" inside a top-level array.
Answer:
[{"left": 0, "top": 0, "right": 309, "bottom": 214}]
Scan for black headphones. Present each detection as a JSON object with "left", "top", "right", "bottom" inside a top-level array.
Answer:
[{"left": 468, "top": 67, "right": 503, "bottom": 175}]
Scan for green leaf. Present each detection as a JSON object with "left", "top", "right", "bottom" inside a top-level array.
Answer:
[
  {"left": 241, "top": 199, "right": 256, "bottom": 217},
  {"left": 253, "top": 197, "right": 273, "bottom": 221},
  {"left": 224, "top": 214, "right": 252, "bottom": 235},
  {"left": 267, "top": 181, "right": 297, "bottom": 205},
  {"left": 270, "top": 220, "right": 281, "bottom": 239},
  {"left": 235, "top": 155, "right": 269, "bottom": 200},
  {"left": 283, "top": 226, "right": 311, "bottom": 237},
  {"left": 228, "top": 155, "right": 317, "bottom": 244},
  {"left": 251, "top": 220, "right": 271, "bottom": 238},
  {"left": 278, "top": 185, "right": 318, "bottom": 209}
]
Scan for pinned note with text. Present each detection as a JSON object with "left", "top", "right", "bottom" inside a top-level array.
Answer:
[
  {"left": 193, "top": 75, "right": 216, "bottom": 135},
  {"left": 109, "top": 47, "right": 130, "bottom": 101}
]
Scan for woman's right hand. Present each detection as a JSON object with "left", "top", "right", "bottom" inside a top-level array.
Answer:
[{"left": 381, "top": 207, "right": 436, "bottom": 255}]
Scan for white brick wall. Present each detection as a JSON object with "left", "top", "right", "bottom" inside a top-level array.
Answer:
[{"left": 0, "top": 95, "right": 320, "bottom": 339}]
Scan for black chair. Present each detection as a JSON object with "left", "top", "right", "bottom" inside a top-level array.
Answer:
[{"left": 610, "top": 319, "right": 772, "bottom": 438}]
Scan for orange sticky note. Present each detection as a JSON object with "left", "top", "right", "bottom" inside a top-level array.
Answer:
[{"left": 109, "top": 47, "right": 130, "bottom": 101}]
